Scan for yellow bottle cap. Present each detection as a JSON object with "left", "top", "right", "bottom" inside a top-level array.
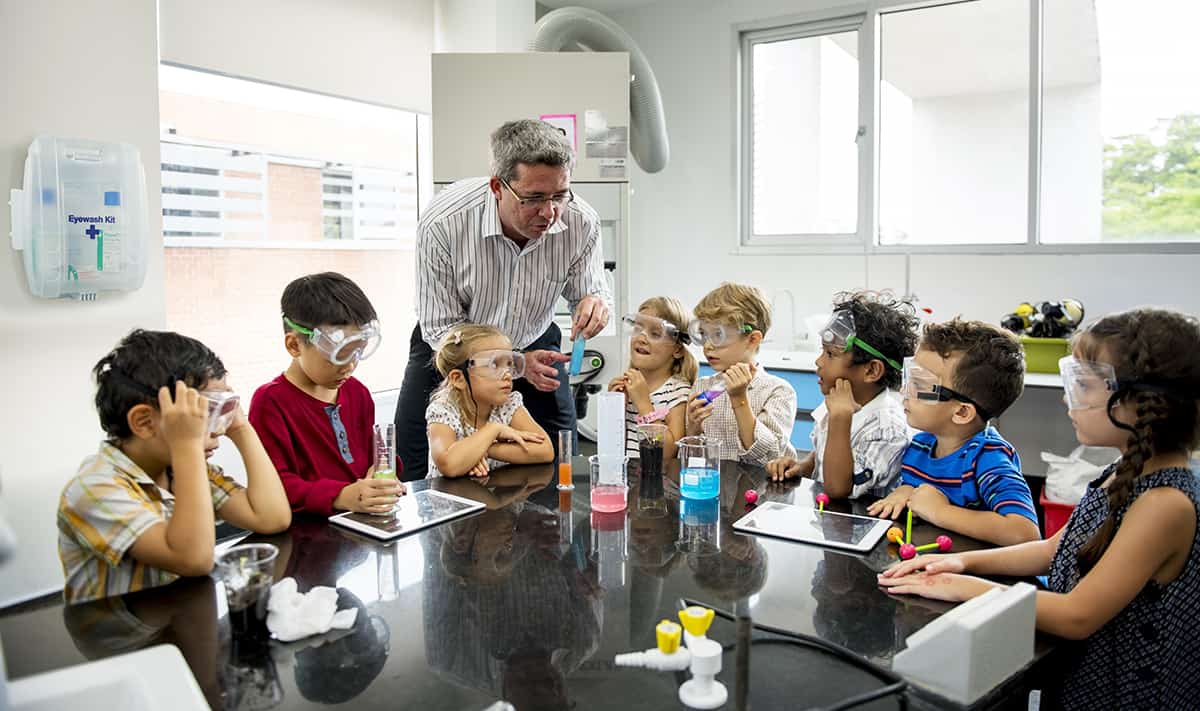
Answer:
[
  {"left": 655, "top": 619, "right": 682, "bottom": 653},
  {"left": 678, "top": 605, "right": 715, "bottom": 637}
]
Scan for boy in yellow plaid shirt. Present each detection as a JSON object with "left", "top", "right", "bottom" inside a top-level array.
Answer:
[{"left": 58, "top": 330, "right": 291, "bottom": 603}]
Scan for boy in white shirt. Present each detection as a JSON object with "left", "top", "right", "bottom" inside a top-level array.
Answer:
[{"left": 767, "top": 291, "right": 919, "bottom": 498}]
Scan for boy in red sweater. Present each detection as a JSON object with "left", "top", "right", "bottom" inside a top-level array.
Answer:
[{"left": 250, "top": 273, "right": 404, "bottom": 515}]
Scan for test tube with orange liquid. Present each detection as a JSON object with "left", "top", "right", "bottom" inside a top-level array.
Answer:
[{"left": 557, "top": 429, "right": 574, "bottom": 490}]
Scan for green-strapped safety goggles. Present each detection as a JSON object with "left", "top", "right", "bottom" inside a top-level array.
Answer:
[
  {"left": 284, "top": 316, "right": 381, "bottom": 365},
  {"left": 820, "top": 309, "right": 901, "bottom": 371}
]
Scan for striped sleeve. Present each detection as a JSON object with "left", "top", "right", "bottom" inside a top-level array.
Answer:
[
  {"left": 561, "top": 203, "right": 612, "bottom": 315},
  {"left": 658, "top": 377, "right": 692, "bottom": 410},
  {"left": 975, "top": 445, "right": 1038, "bottom": 525},
  {"left": 417, "top": 220, "right": 466, "bottom": 348}
]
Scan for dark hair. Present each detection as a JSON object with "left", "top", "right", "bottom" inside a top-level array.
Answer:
[
  {"left": 1073, "top": 308, "right": 1200, "bottom": 571},
  {"left": 280, "top": 272, "right": 377, "bottom": 332},
  {"left": 832, "top": 290, "right": 920, "bottom": 389},
  {"left": 920, "top": 318, "right": 1025, "bottom": 421},
  {"left": 92, "top": 329, "right": 227, "bottom": 442}
]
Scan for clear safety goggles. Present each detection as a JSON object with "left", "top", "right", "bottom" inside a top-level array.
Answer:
[
  {"left": 285, "top": 317, "right": 382, "bottom": 366},
  {"left": 464, "top": 349, "right": 526, "bottom": 380},
  {"left": 101, "top": 366, "right": 240, "bottom": 438},
  {"left": 820, "top": 310, "right": 901, "bottom": 371},
  {"left": 901, "top": 357, "right": 993, "bottom": 421},
  {"left": 201, "top": 390, "right": 240, "bottom": 436},
  {"left": 687, "top": 320, "right": 754, "bottom": 348},
  {"left": 622, "top": 313, "right": 690, "bottom": 345},
  {"left": 1058, "top": 356, "right": 1118, "bottom": 411}
]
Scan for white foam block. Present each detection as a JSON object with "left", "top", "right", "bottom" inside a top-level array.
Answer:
[{"left": 892, "top": 582, "right": 1036, "bottom": 704}]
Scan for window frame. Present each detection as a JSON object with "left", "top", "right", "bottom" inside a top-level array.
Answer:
[
  {"left": 158, "top": 66, "right": 427, "bottom": 252},
  {"left": 738, "top": 11, "right": 871, "bottom": 252},
  {"left": 735, "top": 0, "right": 1200, "bottom": 256}
]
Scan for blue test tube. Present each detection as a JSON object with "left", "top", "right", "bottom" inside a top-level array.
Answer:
[{"left": 569, "top": 338, "right": 587, "bottom": 376}]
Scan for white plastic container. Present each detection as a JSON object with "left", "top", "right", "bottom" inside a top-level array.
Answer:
[{"left": 9, "top": 136, "right": 149, "bottom": 299}]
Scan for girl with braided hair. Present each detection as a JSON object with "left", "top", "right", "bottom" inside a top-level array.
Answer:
[{"left": 880, "top": 307, "right": 1200, "bottom": 709}]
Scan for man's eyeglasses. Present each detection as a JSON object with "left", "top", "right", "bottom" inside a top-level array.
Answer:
[{"left": 500, "top": 179, "right": 574, "bottom": 211}]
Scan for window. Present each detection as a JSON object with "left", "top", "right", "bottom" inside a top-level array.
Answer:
[
  {"left": 1042, "top": 0, "right": 1200, "bottom": 243},
  {"left": 159, "top": 65, "right": 430, "bottom": 393},
  {"left": 739, "top": 0, "right": 1200, "bottom": 251},
  {"left": 879, "top": 0, "right": 1029, "bottom": 246},
  {"left": 742, "top": 19, "right": 861, "bottom": 245}
]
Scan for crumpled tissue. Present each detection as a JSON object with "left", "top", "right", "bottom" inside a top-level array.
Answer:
[{"left": 266, "top": 577, "right": 358, "bottom": 642}]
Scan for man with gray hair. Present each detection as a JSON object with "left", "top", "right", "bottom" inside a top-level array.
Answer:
[{"left": 394, "top": 119, "right": 612, "bottom": 480}]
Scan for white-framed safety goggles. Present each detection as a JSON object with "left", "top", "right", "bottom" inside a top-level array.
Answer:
[
  {"left": 285, "top": 316, "right": 382, "bottom": 366},
  {"left": 201, "top": 390, "right": 240, "bottom": 436},
  {"left": 687, "top": 320, "right": 754, "bottom": 348},
  {"left": 901, "top": 357, "right": 993, "bottom": 421},
  {"left": 100, "top": 365, "right": 241, "bottom": 438},
  {"left": 1058, "top": 356, "right": 1118, "bottom": 411},
  {"left": 622, "top": 313, "right": 690, "bottom": 345},
  {"left": 820, "top": 309, "right": 902, "bottom": 370},
  {"left": 463, "top": 349, "right": 526, "bottom": 380}
]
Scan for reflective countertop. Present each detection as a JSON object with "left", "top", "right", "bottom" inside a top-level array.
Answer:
[{"left": 0, "top": 458, "right": 1055, "bottom": 710}]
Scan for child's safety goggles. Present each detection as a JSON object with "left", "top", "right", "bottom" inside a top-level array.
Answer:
[
  {"left": 200, "top": 390, "right": 240, "bottom": 436},
  {"left": 1058, "top": 356, "right": 1118, "bottom": 411},
  {"left": 101, "top": 366, "right": 241, "bottom": 438},
  {"left": 820, "top": 310, "right": 902, "bottom": 371},
  {"left": 623, "top": 313, "right": 690, "bottom": 345},
  {"left": 284, "top": 317, "right": 382, "bottom": 366},
  {"left": 687, "top": 320, "right": 754, "bottom": 348},
  {"left": 464, "top": 350, "right": 526, "bottom": 380},
  {"left": 901, "top": 357, "right": 993, "bottom": 421}
]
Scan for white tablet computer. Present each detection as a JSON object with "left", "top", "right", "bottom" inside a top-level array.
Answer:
[
  {"left": 329, "top": 488, "right": 486, "bottom": 541},
  {"left": 732, "top": 501, "right": 891, "bottom": 553}
]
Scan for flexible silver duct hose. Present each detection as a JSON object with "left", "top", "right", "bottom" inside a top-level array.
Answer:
[{"left": 531, "top": 7, "right": 670, "bottom": 173}]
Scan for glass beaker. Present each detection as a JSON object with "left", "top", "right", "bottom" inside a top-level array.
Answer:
[
  {"left": 215, "top": 543, "right": 279, "bottom": 642},
  {"left": 636, "top": 423, "right": 668, "bottom": 516},
  {"left": 636, "top": 423, "right": 667, "bottom": 477},
  {"left": 589, "top": 454, "right": 629, "bottom": 512},
  {"left": 373, "top": 423, "right": 397, "bottom": 479},
  {"left": 677, "top": 435, "right": 721, "bottom": 499}
]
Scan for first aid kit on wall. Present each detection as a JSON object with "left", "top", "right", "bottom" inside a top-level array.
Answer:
[{"left": 9, "top": 136, "right": 149, "bottom": 300}]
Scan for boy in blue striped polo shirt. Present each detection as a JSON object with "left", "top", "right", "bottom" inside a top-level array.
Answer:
[{"left": 867, "top": 319, "right": 1040, "bottom": 545}]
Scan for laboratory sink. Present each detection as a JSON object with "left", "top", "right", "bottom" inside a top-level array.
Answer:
[{"left": 7, "top": 644, "right": 207, "bottom": 711}]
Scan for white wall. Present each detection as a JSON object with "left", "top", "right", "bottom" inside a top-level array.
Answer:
[
  {"left": 0, "top": 0, "right": 165, "bottom": 606},
  {"left": 160, "top": 0, "right": 435, "bottom": 113},
  {"left": 437, "top": 0, "right": 535, "bottom": 52},
  {"left": 609, "top": 0, "right": 1200, "bottom": 324}
]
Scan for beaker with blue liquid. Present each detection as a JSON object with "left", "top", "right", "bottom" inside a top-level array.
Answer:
[{"left": 677, "top": 436, "right": 720, "bottom": 499}]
